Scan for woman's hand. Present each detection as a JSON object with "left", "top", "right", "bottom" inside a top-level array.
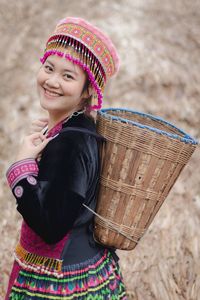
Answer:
[
  {"left": 15, "top": 132, "right": 52, "bottom": 161},
  {"left": 30, "top": 117, "right": 49, "bottom": 134}
]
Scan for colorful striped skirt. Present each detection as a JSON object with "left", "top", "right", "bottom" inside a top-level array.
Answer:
[{"left": 8, "top": 249, "right": 127, "bottom": 299}]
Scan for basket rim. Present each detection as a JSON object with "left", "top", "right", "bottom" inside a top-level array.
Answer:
[{"left": 98, "top": 108, "right": 198, "bottom": 145}]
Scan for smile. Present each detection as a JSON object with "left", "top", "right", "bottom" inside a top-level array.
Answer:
[{"left": 43, "top": 88, "right": 63, "bottom": 97}]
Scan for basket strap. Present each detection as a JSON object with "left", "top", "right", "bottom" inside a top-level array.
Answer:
[
  {"left": 60, "top": 126, "right": 106, "bottom": 141},
  {"left": 83, "top": 204, "right": 145, "bottom": 243}
]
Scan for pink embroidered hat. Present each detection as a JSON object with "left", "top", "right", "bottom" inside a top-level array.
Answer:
[{"left": 40, "top": 17, "right": 120, "bottom": 110}]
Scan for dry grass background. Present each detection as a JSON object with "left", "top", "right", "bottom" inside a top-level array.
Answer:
[{"left": 0, "top": 0, "right": 200, "bottom": 299}]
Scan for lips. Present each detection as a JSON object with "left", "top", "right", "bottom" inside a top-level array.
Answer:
[{"left": 43, "top": 88, "right": 63, "bottom": 97}]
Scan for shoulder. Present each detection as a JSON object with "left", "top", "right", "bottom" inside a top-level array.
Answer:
[
  {"left": 59, "top": 114, "right": 99, "bottom": 153},
  {"left": 38, "top": 133, "right": 90, "bottom": 177},
  {"left": 61, "top": 113, "right": 97, "bottom": 135},
  {"left": 42, "top": 130, "right": 96, "bottom": 163},
  {"left": 41, "top": 114, "right": 98, "bottom": 162},
  {"left": 43, "top": 133, "right": 86, "bottom": 160}
]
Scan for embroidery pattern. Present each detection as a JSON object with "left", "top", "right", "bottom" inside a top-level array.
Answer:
[
  {"left": 11, "top": 246, "right": 127, "bottom": 298},
  {"left": 14, "top": 186, "right": 24, "bottom": 198},
  {"left": 27, "top": 176, "right": 37, "bottom": 186},
  {"left": 54, "top": 23, "right": 114, "bottom": 77},
  {"left": 6, "top": 159, "right": 39, "bottom": 189}
]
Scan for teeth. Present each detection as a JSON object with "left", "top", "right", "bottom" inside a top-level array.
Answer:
[{"left": 45, "top": 89, "right": 61, "bottom": 97}]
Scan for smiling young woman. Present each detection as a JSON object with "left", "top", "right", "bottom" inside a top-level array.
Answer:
[{"left": 5, "top": 17, "right": 127, "bottom": 299}]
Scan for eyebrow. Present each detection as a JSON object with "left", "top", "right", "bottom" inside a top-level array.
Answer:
[{"left": 46, "top": 59, "right": 78, "bottom": 75}]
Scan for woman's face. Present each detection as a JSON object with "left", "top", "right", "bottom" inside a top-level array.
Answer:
[{"left": 37, "top": 55, "right": 88, "bottom": 116}]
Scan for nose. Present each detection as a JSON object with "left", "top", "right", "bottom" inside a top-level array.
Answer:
[{"left": 45, "top": 74, "right": 60, "bottom": 89}]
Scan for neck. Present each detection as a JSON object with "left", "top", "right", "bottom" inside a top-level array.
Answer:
[{"left": 47, "top": 109, "right": 83, "bottom": 131}]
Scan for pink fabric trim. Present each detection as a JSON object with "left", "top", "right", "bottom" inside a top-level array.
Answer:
[
  {"left": 5, "top": 260, "right": 22, "bottom": 300},
  {"left": 20, "top": 221, "right": 70, "bottom": 259},
  {"left": 6, "top": 159, "right": 39, "bottom": 189},
  {"left": 46, "top": 121, "right": 63, "bottom": 138}
]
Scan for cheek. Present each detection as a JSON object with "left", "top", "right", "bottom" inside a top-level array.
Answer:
[
  {"left": 36, "top": 68, "right": 46, "bottom": 87},
  {"left": 69, "top": 81, "right": 85, "bottom": 97},
  {"left": 36, "top": 71, "right": 46, "bottom": 97},
  {"left": 61, "top": 82, "right": 79, "bottom": 96}
]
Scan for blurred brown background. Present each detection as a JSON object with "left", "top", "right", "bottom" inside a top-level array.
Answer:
[{"left": 0, "top": 0, "right": 200, "bottom": 299}]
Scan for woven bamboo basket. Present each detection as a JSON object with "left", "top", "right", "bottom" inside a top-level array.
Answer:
[{"left": 92, "top": 108, "right": 198, "bottom": 250}]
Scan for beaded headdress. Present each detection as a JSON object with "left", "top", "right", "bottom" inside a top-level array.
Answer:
[{"left": 40, "top": 17, "right": 120, "bottom": 110}]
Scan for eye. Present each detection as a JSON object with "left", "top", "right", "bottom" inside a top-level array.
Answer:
[
  {"left": 64, "top": 73, "right": 74, "bottom": 80},
  {"left": 44, "top": 65, "right": 53, "bottom": 72}
]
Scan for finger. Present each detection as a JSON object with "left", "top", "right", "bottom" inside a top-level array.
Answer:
[
  {"left": 37, "top": 132, "right": 50, "bottom": 144},
  {"left": 30, "top": 125, "right": 42, "bottom": 133},
  {"left": 39, "top": 132, "right": 48, "bottom": 140},
  {"left": 32, "top": 121, "right": 47, "bottom": 128},
  {"left": 42, "top": 131, "right": 49, "bottom": 138},
  {"left": 36, "top": 120, "right": 49, "bottom": 126},
  {"left": 42, "top": 125, "right": 48, "bottom": 133},
  {"left": 32, "top": 133, "right": 48, "bottom": 145},
  {"left": 36, "top": 136, "right": 53, "bottom": 152},
  {"left": 32, "top": 120, "right": 48, "bottom": 128},
  {"left": 33, "top": 117, "right": 48, "bottom": 122},
  {"left": 33, "top": 138, "right": 42, "bottom": 146},
  {"left": 28, "top": 132, "right": 43, "bottom": 139},
  {"left": 29, "top": 122, "right": 48, "bottom": 135},
  {"left": 38, "top": 117, "right": 49, "bottom": 121},
  {"left": 32, "top": 126, "right": 48, "bottom": 136}
]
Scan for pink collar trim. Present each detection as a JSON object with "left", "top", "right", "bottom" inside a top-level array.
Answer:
[{"left": 46, "top": 117, "right": 68, "bottom": 138}]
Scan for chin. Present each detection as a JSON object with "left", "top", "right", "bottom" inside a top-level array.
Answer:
[{"left": 39, "top": 98, "right": 55, "bottom": 112}]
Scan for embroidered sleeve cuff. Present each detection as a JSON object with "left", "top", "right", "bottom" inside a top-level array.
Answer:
[{"left": 6, "top": 158, "right": 39, "bottom": 189}]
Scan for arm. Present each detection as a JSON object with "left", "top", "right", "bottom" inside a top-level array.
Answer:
[{"left": 6, "top": 135, "right": 90, "bottom": 244}]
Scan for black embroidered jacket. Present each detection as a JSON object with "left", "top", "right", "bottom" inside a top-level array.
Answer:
[{"left": 6, "top": 113, "right": 108, "bottom": 265}]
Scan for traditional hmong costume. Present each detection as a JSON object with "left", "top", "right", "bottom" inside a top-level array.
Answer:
[{"left": 5, "top": 17, "right": 127, "bottom": 299}]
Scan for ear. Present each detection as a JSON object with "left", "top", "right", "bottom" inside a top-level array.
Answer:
[
  {"left": 82, "top": 84, "right": 94, "bottom": 99},
  {"left": 88, "top": 85, "right": 94, "bottom": 97}
]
